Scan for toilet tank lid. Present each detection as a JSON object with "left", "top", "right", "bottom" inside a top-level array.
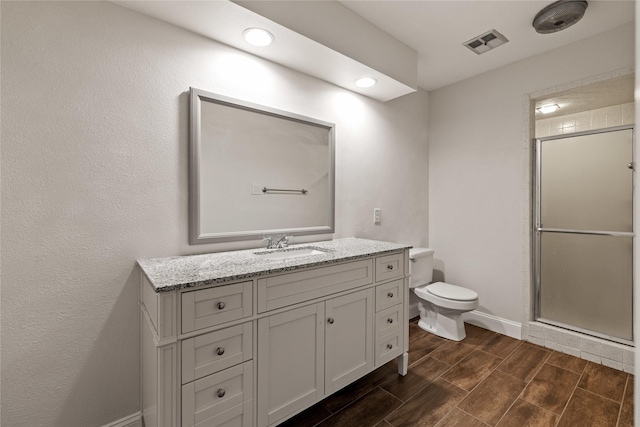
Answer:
[{"left": 409, "top": 248, "right": 434, "bottom": 259}]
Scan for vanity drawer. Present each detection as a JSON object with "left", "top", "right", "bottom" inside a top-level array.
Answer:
[
  {"left": 376, "top": 330, "right": 402, "bottom": 367},
  {"left": 375, "top": 304, "right": 402, "bottom": 338},
  {"left": 375, "top": 279, "right": 404, "bottom": 312},
  {"left": 257, "top": 259, "right": 373, "bottom": 313},
  {"left": 182, "top": 282, "right": 253, "bottom": 333},
  {"left": 182, "top": 322, "right": 253, "bottom": 384},
  {"left": 182, "top": 361, "right": 253, "bottom": 427},
  {"left": 375, "top": 253, "right": 404, "bottom": 283}
]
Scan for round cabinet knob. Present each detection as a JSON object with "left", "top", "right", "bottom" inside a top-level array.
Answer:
[
  {"left": 217, "top": 302, "right": 226, "bottom": 310},
  {"left": 327, "top": 318, "right": 335, "bottom": 324},
  {"left": 216, "top": 347, "right": 225, "bottom": 356},
  {"left": 387, "top": 292, "right": 394, "bottom": 298},
  {"left": 387, "top": 318, "right": 393, "bottom": 324},
  {"left": 387, "top": 265, "right": 394, "bottom": 270},
  {"left": 386, "top": 344, "right": 393, "bottom": 350},
  {"left": 217, "top": 389, "right": 226, "bottom": 398}
]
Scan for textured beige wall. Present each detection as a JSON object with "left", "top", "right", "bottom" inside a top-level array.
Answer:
[
  {"left": 428, "top": 22, "right": 634, "bottom": 325},
  {"left": 1, "top": 2, "right": 429, "bottom": 426}
]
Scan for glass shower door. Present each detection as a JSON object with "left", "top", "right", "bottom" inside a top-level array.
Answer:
[{"left": 535, "top": 127, "right": 634, "bottom": 342}]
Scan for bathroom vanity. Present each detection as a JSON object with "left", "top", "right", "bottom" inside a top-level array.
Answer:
[{"left": 138, "top": 238, "right": 411, "bottom": 427}]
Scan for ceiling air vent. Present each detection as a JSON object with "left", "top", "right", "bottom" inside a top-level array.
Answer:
[{"left": 464, "top": 29, "right": 509, "bottom": 55}]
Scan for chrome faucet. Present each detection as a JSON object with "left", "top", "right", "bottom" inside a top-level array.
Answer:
[
  {"left": 263, "top": 235, "right": 291, "bottom": 249},
  {"left": 262, "top": 237, "right": 274, "bottom": 249},
  {"left": 275, "top": 235, "right": 290, "bottom": 248}
]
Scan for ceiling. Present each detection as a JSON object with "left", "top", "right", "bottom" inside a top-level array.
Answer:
[
  {"left": 114, "top": 0, "right": 417, "bottom": 101},
  {"left": 339, "top": 0, "right": 635, "bottom": 91},
  {"left": 115, "top": 0, "right": 635, "bottom": 98}
]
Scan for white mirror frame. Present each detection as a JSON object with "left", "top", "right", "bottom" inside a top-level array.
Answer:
[{"left": 189, "top": 88, "right": 335, "bottom": 244}]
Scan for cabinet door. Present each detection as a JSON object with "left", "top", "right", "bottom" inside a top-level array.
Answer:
[
  {"left": 325, "top": 288, "right": 374, "bottom": 394},
  {"left": 257, "top": 302, "right": 325, "bottom": 427}
]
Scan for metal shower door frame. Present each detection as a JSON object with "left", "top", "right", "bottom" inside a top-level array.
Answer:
[{"left": 533, "top": 124, "right": 635, "bottom": 345}]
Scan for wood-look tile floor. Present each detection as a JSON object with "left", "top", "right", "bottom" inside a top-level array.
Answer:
[{"left": 280, "top": 317, "right": 634, "bottom": 427}]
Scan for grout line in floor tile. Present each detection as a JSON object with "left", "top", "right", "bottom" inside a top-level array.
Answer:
[
  {"left": 555, "top": 360, "right": 588, "bottom": 427},
  {"left": 380, "top": 378, "right": 432, "bottom": 404},
  {"left": 454, "top": 407, "right": 491, "bottom": 426},
  {"left": 492, "top": 395, "right": 523, "bottom": 427},
  {"left": 576, "top": 358, "right": 588, "bottom": 376},
  {"left": 409, "top": 339, "right": 453, "bottom": 367},
  {"left": 379, "top": 385, "right": 420, "bottom": 427},
  {"left": 528, "top": 348, "right": 553, "bottom": 384},
  {"left": 440, "top": 374, "right": 477, "bottom": 395},
  {"left": 497, "top": 339, "right": 524, "bottom": 361},
  {"left": 517, "top": 391, "right": 570, "bottom": 419},
  {"left": 311, "top": 414, "right": 332, "bottom": 427},
  {"left": 615, "top": 374, "right": 630, "bottom": 427},
  {"left": 408, "top": 352, "right": 437, "bottom": 368},
  {"left": 476, "top": 347, "right": 506, "bottom": 359},
  {"left": 433, "top": 405, "right": 463, "bottom": 427},
  {"left": 577, "top": 384, "right": 626, "bottom": 405},
  {"left": 493, "top": 346, "right": 553, "bottom": 386},
  {"left": 377, "top": 385, "right": 406, "bottom": 405}
]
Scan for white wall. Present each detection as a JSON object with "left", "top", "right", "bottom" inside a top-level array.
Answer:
[
  {"left": 428, "top": 23, "right": 634, "bottom": 325},
  {"left": 0, "top": 2, "right": 429, "bottom": 426}
]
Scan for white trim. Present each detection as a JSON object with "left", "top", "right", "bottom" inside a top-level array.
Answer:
[
  {"left": 102, "top": 412, "right": 141, "bottom": 427},
  {"left": 410, "top": 305, "right": 522, "bottom": 340},
  {"left": 462, "top": 310, "right": 522, "bottom": 340},
  {"left": 409, "top": 302, "right": 419, "bottom": 320}
]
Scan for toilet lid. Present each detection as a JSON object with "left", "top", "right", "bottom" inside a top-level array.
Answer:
[{"left": 426, "top": 282, "right": 478, "bottom": 301}]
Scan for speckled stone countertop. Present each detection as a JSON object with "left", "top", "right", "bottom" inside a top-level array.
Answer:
[{"left": 138, "top": 237, "right": 412, "bottom": 293}]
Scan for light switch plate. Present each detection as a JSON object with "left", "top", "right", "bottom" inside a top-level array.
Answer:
[{"left": 374, "top": 208, "right": 381, "bottom": 224}]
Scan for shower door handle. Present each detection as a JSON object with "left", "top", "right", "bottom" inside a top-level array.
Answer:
[{"left": 537, "top": 227, "right": 634, "bottom": 237}]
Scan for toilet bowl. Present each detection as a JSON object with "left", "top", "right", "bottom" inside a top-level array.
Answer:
[{"left": 410, "top": 248, "right": 479, "bottom": 341}]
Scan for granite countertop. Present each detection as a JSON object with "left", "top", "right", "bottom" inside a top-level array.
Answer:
[{"left": 138, "top": 237, "right": 412, "bottom": 293}]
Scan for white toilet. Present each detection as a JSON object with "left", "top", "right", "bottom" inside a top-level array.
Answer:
[{"left": 410, "top": 248, "right": 479, "bottom": 341}]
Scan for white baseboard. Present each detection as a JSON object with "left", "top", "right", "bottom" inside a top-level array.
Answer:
[
  {"left": 411, "top": 303, "right": 522, "bottom": 340},
  {"left": 409, "top": 302, "right": 419, "bottom": 320},
  {"left": 462, "top": 310, "right": 522, "bottom": 340},
  {"left": 103, "top": 412, "right": 142, "bottom": 427}
]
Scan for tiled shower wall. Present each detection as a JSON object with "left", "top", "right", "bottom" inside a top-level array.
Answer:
[
  {"left": 527, "top": 321, "right": 635, "bottom": 374},
  {"left": 535, "top": 102, "right": 634, "bottom": 138},
  {"left": 529, "top": 99, "right": 635, "bottom": 374}
]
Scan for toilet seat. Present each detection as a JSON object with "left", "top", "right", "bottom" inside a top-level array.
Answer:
[
  {"left": 413, "top": 282, "right": 479, "bottom": 311},
  {"left": 427, "top": 282, "right": 478, "bottom": 301}
]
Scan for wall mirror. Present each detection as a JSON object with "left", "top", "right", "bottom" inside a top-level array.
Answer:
[{"left": 189, "top": 88, "right": 335, "bottom": 244}]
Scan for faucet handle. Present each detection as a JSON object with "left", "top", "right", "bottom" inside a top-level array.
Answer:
[{"left": 276, "top": 235, "right": 291, "bottom": 248}]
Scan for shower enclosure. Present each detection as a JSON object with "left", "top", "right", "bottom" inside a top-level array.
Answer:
[{"left": 534, "top": 126, "right": 634, "bottom": 344}]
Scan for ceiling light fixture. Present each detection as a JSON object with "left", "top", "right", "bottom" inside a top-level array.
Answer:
[
  {"left": 243, "top": 28, "right": 274, "bottom": 47},
  {"left": 355, "top": 77, "right": 377, "bottom": 88},
  {"left": 536, "top": 104, "right": 560, "bottom": 114}
]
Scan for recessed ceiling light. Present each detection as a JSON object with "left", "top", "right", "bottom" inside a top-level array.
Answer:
[
  {"left": 355, "top": 77, "right": 377, "bottom": 88},
  {"left": 536, "top": 104, "right": 560, "bottom": 114},
  {"left": 243, "top": 28, "right": 274, "bottom": 47}
]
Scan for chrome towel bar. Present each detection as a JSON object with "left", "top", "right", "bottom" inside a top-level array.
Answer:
[{"left": 262, "top": 187, "right": 307, "bottom": 194}]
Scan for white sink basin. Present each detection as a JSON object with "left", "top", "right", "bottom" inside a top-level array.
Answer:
[{"left": 255, "top": 247, "right": 329, "bottom": 260}]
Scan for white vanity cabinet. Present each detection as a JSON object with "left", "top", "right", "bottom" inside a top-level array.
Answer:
[
  {"left": 256, "top": 288, "right": 375, "bottom": 427},
  {"left": 139, "top": 239, "right": 410, "bottom": 427}
]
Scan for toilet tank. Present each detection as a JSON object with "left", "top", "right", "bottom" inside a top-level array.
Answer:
[{"left": 409, "top": 248, "right": 435, "bottom": 288}]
